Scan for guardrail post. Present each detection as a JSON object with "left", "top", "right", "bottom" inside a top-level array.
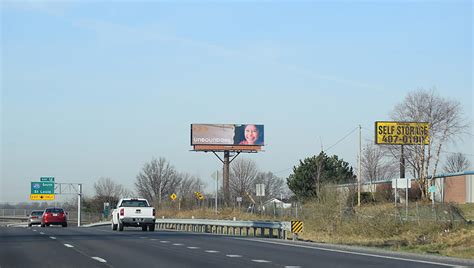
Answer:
[
  {"left": 239, "top": 227, "right": 242, "bottom": 236},
  {"left": 260, "top": 228, "right": 265, "bottom": 238},
  {"left": 269, "top": 228, "right": 273, "bottom": 238},
  {"left": 253, "top": 227, "right": 257, "bottom": 236}
]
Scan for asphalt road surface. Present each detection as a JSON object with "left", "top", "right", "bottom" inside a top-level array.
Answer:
[{"left": 1, "top": 225, "right": 472, "bottom": 268}]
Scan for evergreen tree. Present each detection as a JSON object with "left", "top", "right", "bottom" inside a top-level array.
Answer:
[{"left": 286, "top": 151, "right": 355, "bottom": 200}]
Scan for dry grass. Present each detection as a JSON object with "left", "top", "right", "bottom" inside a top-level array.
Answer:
[
  {"left": 155, "top": 200, "right": 474, "bottom": 259},
  {"left": 458, "top": 204, "right": 474, "bottom": 221}
]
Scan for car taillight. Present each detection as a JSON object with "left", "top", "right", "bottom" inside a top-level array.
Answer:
[
  {"left": 120, "top": 208, "right": 124, "bottom": 216},
  {"left": 152, "top": 208, "right": 155, "bottom": 217}
]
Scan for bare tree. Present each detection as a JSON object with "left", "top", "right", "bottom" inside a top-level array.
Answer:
[
  {"left": 254, "top": 172, "right": 285, "bottom": 200},
  {"left": 94, "top": 177, "right": 132, "bottom": 200},
  {"left": 390, "top": 88, "right": 469, "bottom": 199},
  {"left": 361, "top": 143, "right": 398, "bottom": 182},
  {"left": 176, "top": 173, "right": 204, "bottom": 209},
  {"left": 443, "top": 153, "right": 471, "bottom": 173},
  {"left": 230, "top": 158, "right": 258, "bottom": 205},
  {"left": 135, "top": 157, "right": 181, "bottom": 206}
]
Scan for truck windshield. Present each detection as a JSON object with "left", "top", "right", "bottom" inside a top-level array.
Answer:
[{"left": 121, "top": 200, "right": 149, "bottom": 207}]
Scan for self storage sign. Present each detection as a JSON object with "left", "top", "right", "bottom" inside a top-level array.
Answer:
[{"left": 375, "top": 121, "right": 430, "bottom": 145}]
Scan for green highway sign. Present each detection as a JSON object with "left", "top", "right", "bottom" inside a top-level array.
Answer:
[
  {"left": 31, "top": 181, "right": 55, "bottom": 194},
  {"left": 40, "top": 177, "right": 55, "bottom": 182}
]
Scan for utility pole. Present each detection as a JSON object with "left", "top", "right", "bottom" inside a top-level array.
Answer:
[
  {"left": 215, "top": 170, "right": 219, "bottom": 214},
  {"left": 358, "top": 125, "right": 361, "bottom": 207},
  {"left": 77, "top": 184, "right": 82, "bottom": 227}
]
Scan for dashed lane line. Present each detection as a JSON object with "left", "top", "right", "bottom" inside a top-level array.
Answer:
[
  {"left": 160, "top": 241, "right": 170, "bottom": 243},
  {"left": 172, "top": 243, "right": 184, "bottom": 246},
  {"left": 49, "top": 236, "right": 56, "bottom": 240},
  {"left": 64, "top": 244, "right": 74, "bottom": 248},
  {"left": 91, "top": 257, "right": 107, "bottom": 263},
  {"left": 187, "top": 247, "right": 200, "bottom": 249},
  {"left": 205, "top": 250, "right": 220, "bottom": 253},
  {"left": 226, "top": 255, "right": 242, "bottom": 258},
  {"left": 252, "top": 260, "right": 271, "bottom": 263}
]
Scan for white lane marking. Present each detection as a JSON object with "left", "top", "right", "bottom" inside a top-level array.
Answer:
[
  {"left": 172, "top": 243, "right": 183, "bottom": 246},
  {"left": 49, "top": 236, "right": 56, "bottom": 240},
  {"left": 226, "top": 255, "right": 242, "bottom": 258},
  {"left": 252, "top": 259, "right": 271, "bottom": 263},
  {"left": 91, "top": 257, "right": 107, "bottom": 263},
  {"left": 39, "top": 232, "right": 45, "bottom": 235},
  {"left": 205, "top": 250, "right": 219, "bottom": 253},
  {"left": 150, "top": 238, "right": 157, "bottom": 241},
  {"left": 160, "top": 241, "right": 170, "bottom": 243},
  {"left": 33, "top": 230, "right": 37, "bottom": 232},
  {"left": 187, "top": 246, "right": 200, "bottom": 249},
  {"left": 64, "top": 244, "right": 74, "bottom": 248},
  {"left": 285, "top": 266, "right": 301, "bottom": 268},
  {"left": 237, "top": 238, "right": 458, "bottom": 267}
]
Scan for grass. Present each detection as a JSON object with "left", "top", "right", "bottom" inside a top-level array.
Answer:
[
  {"left": 157, "top": 202, "right": 474, "bottom": 259},
  {"left": 458, "top": 204, "right": 474, "bottom": 221}
]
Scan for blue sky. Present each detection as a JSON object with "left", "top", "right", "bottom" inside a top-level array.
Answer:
[{"left": 1, "top": 1, "right": 472, "bottom": 203}]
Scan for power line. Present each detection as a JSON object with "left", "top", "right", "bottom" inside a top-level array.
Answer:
[
  {"left": 272, "top": 126, "right": 360, "bottom": 175},
  {"left": 326, "top": 126, "right": 358, "bottom": 152}
]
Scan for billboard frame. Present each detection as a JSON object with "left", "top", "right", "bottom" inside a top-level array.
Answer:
[{"left": 375, "top": 121, "right": 430, "bottom": 145}]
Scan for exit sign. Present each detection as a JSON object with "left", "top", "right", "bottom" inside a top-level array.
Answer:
[
  {"left": 31, "top": 182, "right": 54, "bottom": 194},
  {"left": 40, "top": 177, "right": 55, "bottom": 182}
]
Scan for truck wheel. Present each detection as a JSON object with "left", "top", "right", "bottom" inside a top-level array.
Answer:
[
  {"left": 112, "top": 222, "right": 117, "bottom": 231},
  {"left": 118, "top": 221, "right": 124, "bottom": 231},
  {"left": 149, "top": 224, "right": 155, "bottom": 232},
  {"left": 142, "top": 225, "right": 147, "bottom": 231}
]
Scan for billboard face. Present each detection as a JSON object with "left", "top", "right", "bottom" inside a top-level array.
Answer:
[
  {"left": 191, "top": 124, "right": 264, "bottom": 146},
  {"left": 375, "top": 121, "right": 430, "bottom": 145}
]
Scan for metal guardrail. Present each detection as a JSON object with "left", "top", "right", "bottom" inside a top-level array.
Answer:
[
  {"left": 0, "top": 216, "right": 28, "bottom": 222},
  {"left": 84, "top": 218, "right": 291, "bottom": 239},
  {"left": 155, "top": 218, "right": 291, "bottom": 239}
]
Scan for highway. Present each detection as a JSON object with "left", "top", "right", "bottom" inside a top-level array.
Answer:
[{"left": 0, "top": 225, "right": 472, "bottom": 268}]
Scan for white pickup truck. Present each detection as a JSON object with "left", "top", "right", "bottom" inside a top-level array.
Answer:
[{"left": 111, "top": 198, "right": 156, "bottom": 231}]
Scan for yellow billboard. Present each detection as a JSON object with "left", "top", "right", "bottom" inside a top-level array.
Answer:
[
  {"left": 30, "top": 194, "right": 55, "bottom": 201},
  {"left": 375, "top": 121, "right": 429, "bottom": 145}
]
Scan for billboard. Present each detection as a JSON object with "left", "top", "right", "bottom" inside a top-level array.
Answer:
[
  {"left": 375, "top": 121, "right": 430, "bottom": 145},
  {"left": 191, "top": 124, "right": 264, "bottom": 146}
]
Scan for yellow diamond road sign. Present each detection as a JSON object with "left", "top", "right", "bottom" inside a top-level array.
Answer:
[
  {"left": 30, "top": 194, "right": 55, "bottom": 201},
  {"left": 170, "top": 193, "right": 177, "bottom": 200}
]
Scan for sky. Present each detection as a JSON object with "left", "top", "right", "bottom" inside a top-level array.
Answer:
[{"left": 1, "top": 0, "right": 472, "bottom": 203}]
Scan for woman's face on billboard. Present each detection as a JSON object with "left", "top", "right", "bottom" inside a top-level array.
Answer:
[{"left": 244, "top": 125, "right": 259, "bottom": 144}]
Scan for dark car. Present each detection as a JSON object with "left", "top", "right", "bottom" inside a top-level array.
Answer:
[
  {"left": 28, "top": 210, "right": 44, "bottom": 227},
  {"left": 41, "top": 208, "right": 67, "bottom": 227}
]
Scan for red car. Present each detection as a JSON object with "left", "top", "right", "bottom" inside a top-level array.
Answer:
[{"left": 41, "top": 208, "right": 67, "bottom": 227}]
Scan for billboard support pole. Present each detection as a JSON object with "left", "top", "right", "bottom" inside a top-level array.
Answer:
[
  {"left": 224, "top": 151, "right": 230, "bottom": 207},
  {"left": 211, "top": 151, "right": 240, "bottom": 207}
]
